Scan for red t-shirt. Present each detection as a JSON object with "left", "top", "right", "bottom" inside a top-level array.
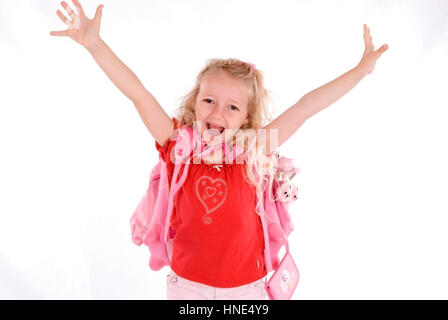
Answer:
[{"left": 155, "top": 118, "right": 267, "bottom": 287}]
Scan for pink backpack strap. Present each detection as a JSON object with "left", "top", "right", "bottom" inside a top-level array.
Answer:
[
  {"left": 251, "top": 166, "right": 274, "bottom": 272},
  {"left": 259, "top": 204, "right": 274, "bottom": 272},
  {"left": 162, "top": 126, "right": 196, "bottom": 243},
  {"left": 163, "top": 158, "right": 190, "bottom": 243}
]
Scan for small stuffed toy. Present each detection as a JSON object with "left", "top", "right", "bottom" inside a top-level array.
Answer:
[{"left": 272, "top": 152, "right": 300, "bottom": 203}]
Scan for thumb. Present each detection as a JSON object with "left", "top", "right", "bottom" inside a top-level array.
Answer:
[
  {"left": 375, "top": 44, "right": 389, "bottom": 56},
  {"left": 94, "top": 4, "right": 104, "bottom": 21}
]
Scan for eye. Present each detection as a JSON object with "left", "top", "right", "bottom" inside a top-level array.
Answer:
[
  {"left": 203, "top": 98, "right": 213, "bottom": 104},
  {"left": 228, "top": 105, "right": 239, "bottom": 111}
]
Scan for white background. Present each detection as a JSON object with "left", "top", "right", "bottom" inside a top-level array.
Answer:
[{"left": 1, "top": 0, "right": 447, "bottom": 299}]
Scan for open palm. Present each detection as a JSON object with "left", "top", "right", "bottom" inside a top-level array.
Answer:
[{"left": 50, "top": 0, "right": 104, "bottom": 49}]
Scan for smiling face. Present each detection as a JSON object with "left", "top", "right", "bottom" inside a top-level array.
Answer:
[{"left": 194, "top": 71, "right": 250, "bottom": 141}]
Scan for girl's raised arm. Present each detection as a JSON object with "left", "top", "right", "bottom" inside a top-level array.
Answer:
[
  {"left": 262, "top": 24, "right": 388, "bottom": 155},
  {"left": 50, "top": 0, "right": 173, "bottom": 146}
]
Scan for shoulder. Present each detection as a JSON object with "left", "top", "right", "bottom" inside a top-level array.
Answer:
[
  {"left": 156, "top": 117, "right": 195, "bottom": 162},
  {"left": 155, "top": 118, "right": 180, "bottom": 158}
]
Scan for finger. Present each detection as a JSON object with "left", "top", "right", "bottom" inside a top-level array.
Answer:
[
  {"left": 365, "top": 35, "right": 373, "bottom": 48},
  {"left": 72, "top": 0, "right": 85, "bottom": 16},
  {"left": 50, "top": 30, "right": 70, "bottom": 37},
  {"left": 363, "top": 25, "right": 371, "bottom": 42},
  {"left": 94, "top": 4, "right": 104, "bottom": 22},
  {"left": 61, "top": 1, "right": 76, "bottom": 20},
  {"left": 363, "top": 26, "right": 374, "bottom": 50},
  {"left": 56, "top": 9, "right": 71, "bottom": 26},
  {"left": 363, "top": 24, "right": 370, "bottom": 37},
  {"left": 376, "top": 44, "right": 389, "bottom": 55},
  {"left": 370, "top": 44, "right": 388, "bottom": 61}
]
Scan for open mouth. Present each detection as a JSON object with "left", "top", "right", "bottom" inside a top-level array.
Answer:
[{"left": 206, "top": 122, "right": 225, "bottom": 135}]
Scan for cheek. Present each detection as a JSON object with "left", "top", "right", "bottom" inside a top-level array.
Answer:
[
  {"left": 194, "top": 104, "right": 207, "bottom": 119},
  {"left": 192, "top": 109, "right": 206, "bottom": 131}
]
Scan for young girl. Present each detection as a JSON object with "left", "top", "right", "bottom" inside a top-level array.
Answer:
[{"left": 50, "top": 0, "right": 388, "bottom": 300}]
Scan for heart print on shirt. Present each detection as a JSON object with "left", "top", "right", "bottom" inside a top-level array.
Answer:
[{"left": 195, "top": 176, "right": 228, "bottom": 224}]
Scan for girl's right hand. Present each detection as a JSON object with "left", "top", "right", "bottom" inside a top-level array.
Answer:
[{"left": 50, "top": 0, "right": 104, "bottom": 50}]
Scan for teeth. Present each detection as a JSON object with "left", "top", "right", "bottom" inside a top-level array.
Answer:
[
  {"left": 207, "top": 123, "right": 224, "bottom": 131},
  {"left": 207, "top": 129, "right": 222, "bottom": 136}
]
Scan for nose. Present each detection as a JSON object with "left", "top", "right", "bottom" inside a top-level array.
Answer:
[{"left": 208, "top": 103, "right": 225, "bottom": 121}]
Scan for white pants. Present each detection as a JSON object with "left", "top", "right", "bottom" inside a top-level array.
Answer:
[{"left": 166, "top": 270, "right": 267, "bottom": 300}]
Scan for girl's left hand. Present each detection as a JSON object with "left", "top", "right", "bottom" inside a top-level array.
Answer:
[{"left": 356, "top": 24, "right": 389, "bottom": 76}]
